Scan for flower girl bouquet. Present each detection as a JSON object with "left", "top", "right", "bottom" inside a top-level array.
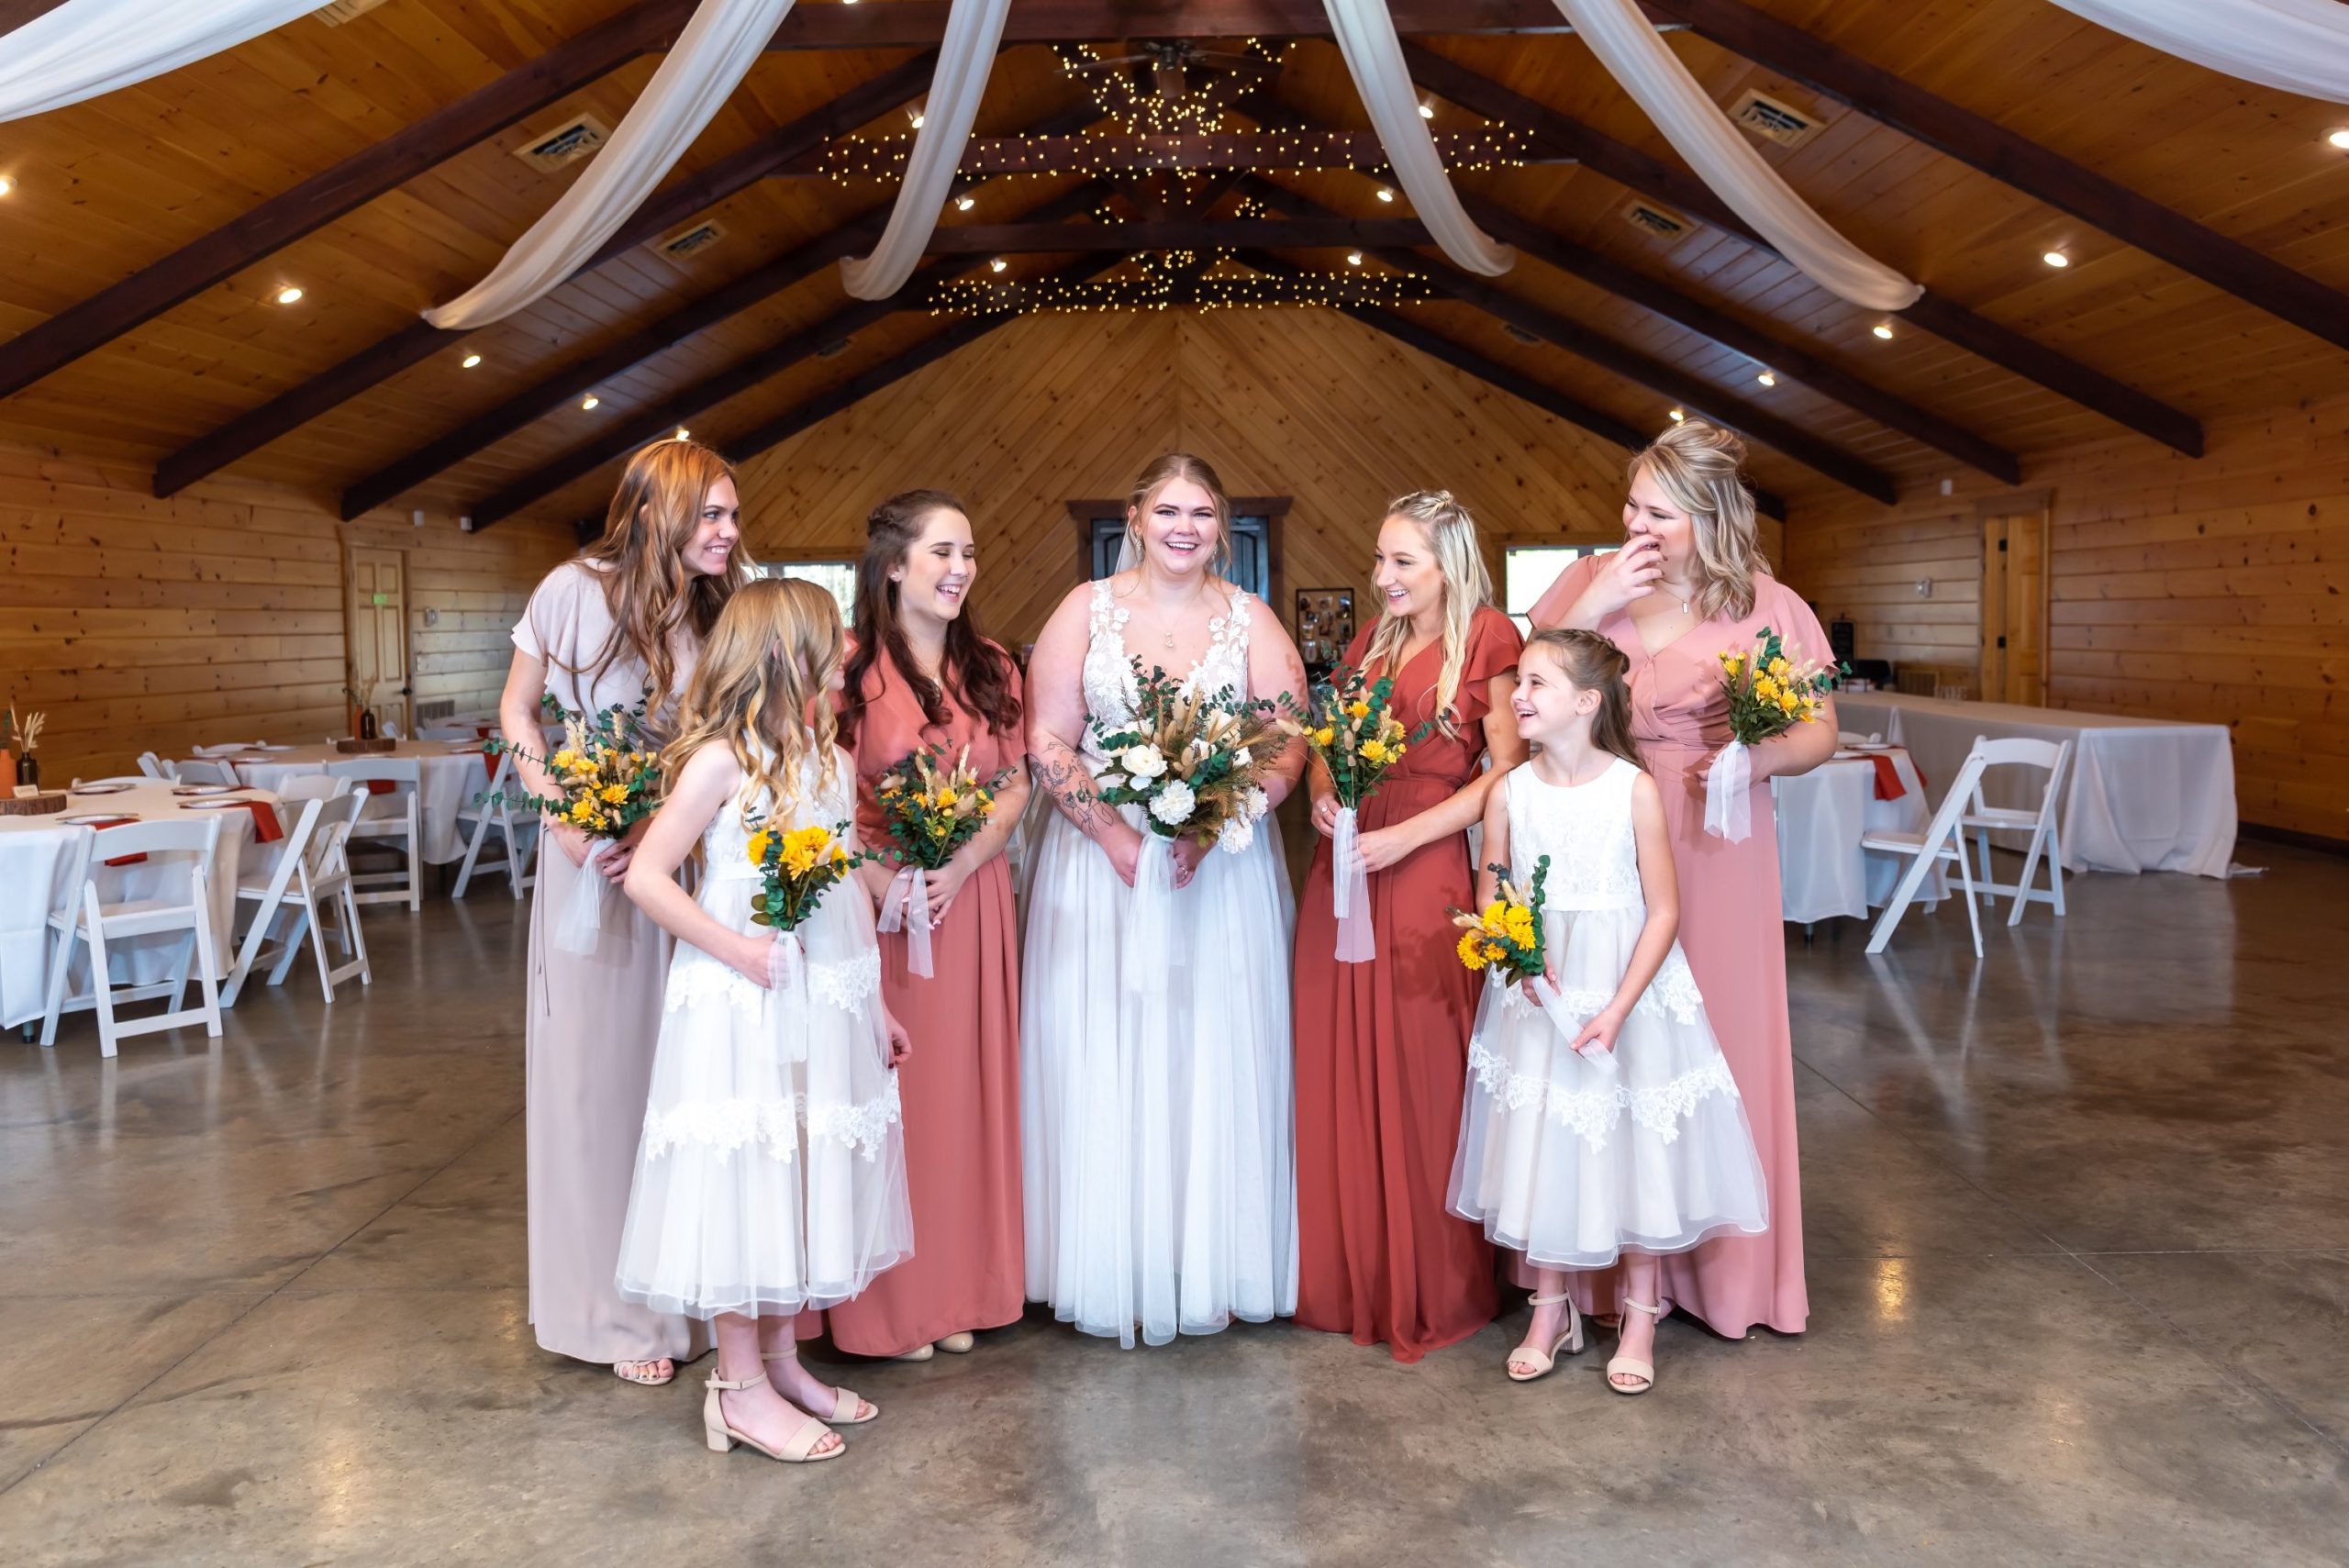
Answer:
[
  {"left": 487, "top": 696, "right": 659, "bottom": 953},
  {"left": 1704, "top": 628, "right": 1843, "bottom": 842},
  {"left": 1090, "top": 659, "right": 1285, "bottom": 856},
  {"left": 748, "top": 819, "right": 879, "bottom": 990},
  {"left": 870, "top": 745, "right": 1010, "bottom": 977},
  {"left": 1452, "top": 855, "right": 1613, "bottom": 1066},
  {"left": 1281, "top": 667, "right": 1431, "bottom": 962}
]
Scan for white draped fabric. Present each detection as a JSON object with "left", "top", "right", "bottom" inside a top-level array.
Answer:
[
  {"left": 1552, "top": 0, "right": 1922, "bottom": 312},
  {"left": 1319, "top": 0, "right": 1515, "bottom": 275},
  {"left": 0, "top": 0, "right": 316, "bottom": 124},
  {"left": 423, "top": 0, "right": 796, "bottom": 330},
  {"left": 2045, "top": 0, "right": 2349, "bottom": 104},
  {"left": 838, "top": 0, "right": 1011, "bottom": 299}
]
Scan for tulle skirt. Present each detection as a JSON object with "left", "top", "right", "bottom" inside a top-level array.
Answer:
[
  {"left": 1019, "top": 804, "right": 1299, "bottom": 1347},
  {"left": 615, "top": 875, "right": 912, "bottom": 1320},
  {"left": 1448, "top": 906, "right": 1769, "bottom": 1271}
]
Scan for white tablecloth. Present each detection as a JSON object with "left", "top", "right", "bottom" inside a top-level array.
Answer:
[
  {"left": 1774, "top": 748, "right": 1937, "bottom": 923},
  {"left": 0, "top": 781, "right": 286, "bottom": 1029},
  {"left": 227, "top": 740, "right": 495, "bottom": 864},
  {"left": 1836, "top": 693, "right": 2236, "bottom": 878}
]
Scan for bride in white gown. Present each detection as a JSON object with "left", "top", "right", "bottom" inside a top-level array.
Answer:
[{"left": 1020, "top": 453, "right": 1308, "bottom": 1347}]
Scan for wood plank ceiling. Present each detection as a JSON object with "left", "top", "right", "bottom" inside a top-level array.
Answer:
[{"left": 0, "top": 0, "right": 2343, "bottom": 529}]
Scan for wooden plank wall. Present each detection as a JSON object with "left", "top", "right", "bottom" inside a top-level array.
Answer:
[
  {"left": 1787, "top": 392, "right": 2349, "bottom": 842},
  {"left": 0, "top": 441, "right": 572, "bottom": 784},
  {"left": 734, "top": 306, "right": 1688, "bottom": 650}
]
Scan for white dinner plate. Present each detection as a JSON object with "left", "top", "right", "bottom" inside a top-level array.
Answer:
[
  {"left": 181, "top": 798, "right": 251, "bottom": 811},
  {"left": 60, "top": 812, "right": 133, "bottom": 826},
  {"left": 172, "top": 784, "right": 236, "bottom": 796},
  {"left": 71, "top": 782, "right": 132, "bottom": 795}
]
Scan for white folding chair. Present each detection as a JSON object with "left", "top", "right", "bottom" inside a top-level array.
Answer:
[
  {"left": 40, "top": 817, "right": 226, "bottom": 1055},
  {"left": 451, "top": 749, "right": 538, "bottom": 900},
  {"left": 33, "top": 830, "right": 95, "bottom": 1049},
  {"left": 1864, "top": 749, "right": 1988, "bottom": 959},
  {"left": 223, "top": 794, "right": 320, "bottom": 1006},
  {"left": 1959, "top": 736, "right": 2071, "bottom": 928},
  {"left": 326, "top": 757, "right": 423, "bottom": 911},
  {"left": 229, "top": 790, "right": 372, "bottom": 1000},
  {"left": 173, "top": 758, "right": 243, "bottom": 787},
  {"left": 137, "top": 751, "right": 174, "bottom": 780}
]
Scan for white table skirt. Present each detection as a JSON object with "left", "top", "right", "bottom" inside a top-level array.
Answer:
[
  {"left": 228, "top": 740, "right": 495, "bottom": 864},
  {"left": 0, "top": 782, "right": 285, "bottom": 1029},
  {"left": 1775, "top": 749, "right": 1937, "bottom": 923},
  {"left": 1836, "top": 693, "right": 2236, "bottom": 878}
]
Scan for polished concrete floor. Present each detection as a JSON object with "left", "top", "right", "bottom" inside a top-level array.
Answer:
[{"left": 3, "top": 846, "right": 2345, "bottom": 1567}]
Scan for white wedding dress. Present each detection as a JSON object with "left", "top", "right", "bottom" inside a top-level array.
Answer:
[{"left": 1019, "top": 580, "right": 1299, "bottom": 1347}]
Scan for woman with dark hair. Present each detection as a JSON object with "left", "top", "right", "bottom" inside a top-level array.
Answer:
[
  {"left": 498, "top": 438, "right": 753, "bottom": 1385},
  {"left": 820, "top": 489, "right": 1030, "bottom": 1362}
]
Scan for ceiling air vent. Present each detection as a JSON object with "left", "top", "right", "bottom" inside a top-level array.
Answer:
[
  {"left": 514, "top": 114, "right": 612, "bottom": 173},
  {"left": 1502, "top": 323, "right": 1541, "bottom": 346},
  {"left": 660, "top": 220, "right": 728, "bottom": 259},
  {"left": 1729, "top": 89, "right": 1823, "bottom": 150},
  {"left": 1621, "top": 199, "right": 1687, "bottom": 239},
  {"left": 818, "top": 338, "right": 855, "bottom": 359},
  {"left": 313, "top": 0, "right": 391, "bottom": 23}
]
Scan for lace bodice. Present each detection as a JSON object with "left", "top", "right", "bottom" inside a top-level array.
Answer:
[
  {"left": 1507, "top": 756, "right": 1646, "bottom": 907},
  {"left": 1080, "top": 579, "right": 1254, "bottom": 762},
  {"left": 703, "top": 748, "right": 858, "bottom": 881}
]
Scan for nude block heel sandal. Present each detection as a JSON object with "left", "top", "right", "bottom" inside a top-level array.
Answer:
[
  {"left": 1507, "top": 1293, "right": 1585, "bottom": 1383},
  {"left": 703, "top": 1372, "right": 841, "bottom": 1463},
  {"left": 1608, "top": 1296, "right": 1664, "bottom": 1396},
  {"left": 762, "top": 1351, "right": 879, "bottom": 1424}
]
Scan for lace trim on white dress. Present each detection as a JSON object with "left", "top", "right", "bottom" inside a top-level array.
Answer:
[
  {"left": 640, "top": 1073, "right": 905, "bottom": 1163},
  {"left": 808, "top": 950, "right": 881, "bottom": 1012},
  {"left": 662, "top": 951, "right": 880, "bottom": 1015},
  {"left": 1465, "top": 1040, "right": 1741, "bottom": 1152},
  {"left": 1493, "top": 957, "right": 1704, "bottom": 1029}
]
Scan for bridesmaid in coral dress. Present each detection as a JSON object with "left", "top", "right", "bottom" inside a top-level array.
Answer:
[
  {"left": 825, "top": 490, "right": 1030, "bottom": 1362},
  {"left": 1529, "top": 421, "right": 1835, "bottom": 1366},
  {"left": 1294, "top": 491, "right": 1526, "bottom": 1362}
]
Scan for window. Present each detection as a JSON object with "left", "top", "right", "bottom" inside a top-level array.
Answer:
[
  {"left": 759, "top": 559, "right": 858, "bottom": 624},
  {"left": 1503, "top": 544, "right": 1615, "bottom": 631}
]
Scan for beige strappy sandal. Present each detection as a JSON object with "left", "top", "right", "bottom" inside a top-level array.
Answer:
[
  {"left": 762, "top": 1351, "right": 879, "bottom": 1424},
  {"left": 1608, "top": 1296, "right": 1664, "bottom": 1396},
  {"left": 612, "top": 1358, "right": 674, "bottom": 1386},
  {"left": 1507, "top": 1293, "right": 1585, "bottom": 1383},
  {"left": 703, "top": 1371, "right": 842, "bottom": 1463}
]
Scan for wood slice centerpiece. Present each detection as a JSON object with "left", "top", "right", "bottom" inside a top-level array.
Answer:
[
  {"left": 0, "top": 791, "right": 72, "bottom": 817},
  {"left": 335, "top": 737, "right": 397, "bottom": 754}
]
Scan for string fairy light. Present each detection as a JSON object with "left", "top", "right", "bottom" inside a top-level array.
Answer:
[
  {"left": 929, "top": 266, "right": 1436, "bottom": 317},
  {"left": 1049, "top": 39, "right": 1295, "bottom": 135},
  {"left": 818, "top": 125, "right": 1525, "bottom": 184}
]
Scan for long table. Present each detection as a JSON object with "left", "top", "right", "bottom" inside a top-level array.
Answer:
[{"left": 1835, "top": 692, "right": 2235, "bottom": 878}]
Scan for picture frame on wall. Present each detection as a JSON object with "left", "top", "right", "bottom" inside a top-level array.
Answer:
[{"left": 1295, "top": 588, "right": 1355, "bottom": 681}]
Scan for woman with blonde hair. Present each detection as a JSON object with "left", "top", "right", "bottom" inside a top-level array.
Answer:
[
  {"left": 498, "top": 438, "right": 752, "bottom": 1385},
  {"left": 1021, "top": 452, "right": 1309, "bottom": 1348},
  {"left": 1528, "top": 418, "right": 1835, "bottom": 1367},
  {"left": 1292, "top": 489, "right": 1526, "bottom": 1362}
]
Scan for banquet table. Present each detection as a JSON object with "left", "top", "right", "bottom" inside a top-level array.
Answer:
[
  {"left": 0, "top": 780, "right": 288, "bottom": 1030},
  {"left": 1835, "top": 692, "right": 2236, "bottom": 877},
  {"left": 226, "top": 740, "right": 496, "bottom": 864},
  {"left": 1774, "top": 746, "right": 1939, "bottom": 924}
]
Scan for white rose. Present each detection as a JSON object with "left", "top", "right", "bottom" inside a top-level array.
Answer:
[
  {"left": 1243, "top": 785, "right": 1270, "bottom": 822},
  {"left": 1121, "top": 744, "right": 1166, "bottom": 781},
  {"left": 1218, "top": 815, "right": 1255, "bottom": 854},
  {"left": 1149, "top": 779, "right": 1197, "bottom": 827}
]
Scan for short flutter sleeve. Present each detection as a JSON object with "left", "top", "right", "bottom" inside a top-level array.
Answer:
[
  {"left": 1529, "top": 553, "right": 1604, "bottom": 630},
  {"left": 1446, "top": 606, "right": 1524, "bottom": 731}
]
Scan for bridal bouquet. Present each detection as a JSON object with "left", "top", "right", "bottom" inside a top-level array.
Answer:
[
  {"left": 486, "top": 695, "right": 659, "bottom": 953},
  {"left": 871, "top": 746, "right": 1011, "bottom": 976},
  {"left": 748, "top": 820, "right": 879, "bottom": 993},
  {"left": 1280, "top": 667, "right": 1433, "bottom": 962},
  {"left": 1091, "top": 659, "right": 1284, "bottom": 856},
  {"left": 1704, "top": 628, "right": 1845, "bottom": 842}
]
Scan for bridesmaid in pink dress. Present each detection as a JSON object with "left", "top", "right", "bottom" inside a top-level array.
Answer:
[
  {"left": 822, "top": 490, "right": 1030, "bottom": 1362},
  {"left": 1529, "top": 420, "right": 1837, "bottom": 1372}
]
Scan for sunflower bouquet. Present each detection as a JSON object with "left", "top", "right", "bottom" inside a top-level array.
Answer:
[
  {"left": 1452, "top": 856, "right": 1549, "bottom": 986},
  {"left": 745, "top": 819, "right": 879, "bottom": 995},
  {"left": 1705, "top": 628, "right": 1847, "bottom": 842},
  {"left": 1280, "top": 666, "right": 1435, "bottom": 962},
  {"left": 870, "top": 746, "right": 1011, "bottom": 976},
  {"left": 1091, "top": 658, "right": 1285, "bottom": 856},
  {"left": 486, "top": 696, "right": 659, "bottom": 953}
]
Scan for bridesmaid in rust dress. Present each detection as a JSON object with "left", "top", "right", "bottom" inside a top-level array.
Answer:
[
  {"left": 1294, "top": 490, "right": 1526, "bottom": 1362},
  {"left": 1529, "top": 420, "right": 1835, "bottom": 1373},
  {"left": 825, "top": 489, "right": 1030, "bottom": 1362}
]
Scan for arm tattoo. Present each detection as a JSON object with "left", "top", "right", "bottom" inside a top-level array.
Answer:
[{"left": 1031, "top": 740, "right": 1116, "bottom": 838}]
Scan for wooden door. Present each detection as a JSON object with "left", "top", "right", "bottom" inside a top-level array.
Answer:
[
  {"left": 1978, "top": 495, "right": 2050, "bottom": 706},
  {"left": 349, "top": 547, "right": 411, "bottom": 736}
]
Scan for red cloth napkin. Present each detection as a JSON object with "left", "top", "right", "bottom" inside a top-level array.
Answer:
[
  {"left": 481, "top": 750, "right": 496, "bottom": 779},
  {"left": 1865, "top": 754, "right": 1907, "bottom": 800},
  {"left": 230, "top": 799, "right": 284, "bottom": 842},
  {"left": 364, "top": 779, "right": 397, "bottom": 795},
  {"left": 83, "top": 818, "right": 146, "bottom": 866}
]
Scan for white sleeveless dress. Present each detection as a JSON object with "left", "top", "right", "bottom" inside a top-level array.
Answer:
[
  {"left": 1019, "top": 581, "right": 1299, "bottom": 1347},
  {"left": 615, "top": 751, "right": 912, "bottom": 1319},
  {"left": 1448, "top": 758, "right": 1769, "bottom": 1269}
]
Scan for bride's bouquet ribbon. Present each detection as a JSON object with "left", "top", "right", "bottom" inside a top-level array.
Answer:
[
  {"left": 1703, "top": 740, "right": 1753, "bottom": 844},
  {"left": 1330, "top": 806, "right": 1375, "bottom": 962},
  {"left": 876, "top": 863, "right": 935, "bottom": 978},
  {"left": 1123, "top": 834, "right": 1175, "bottom": 1004},
  {"left": 553, "top": 838, "right": 613, "bottom": 955}
]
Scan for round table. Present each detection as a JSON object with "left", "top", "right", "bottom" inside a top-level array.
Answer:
[
  {"left": 1774, "top": 746, "right": 1938, "bottom": 924},
  {"left": 225, "top": 740, "right": 497, "bottom": 865}
]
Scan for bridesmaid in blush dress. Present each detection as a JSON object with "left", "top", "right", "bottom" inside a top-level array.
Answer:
[
  {"left": 1294, "top": 491, "right": 1525, "bottom": 1362},
  {"left": 823, "top": 491, "right": 1030, "bottom": 1362},
  {"left": 497, "top": 439, "right": 751, "bottom": 1385},
  {"left": 1529, "top": 420, "right": 1836, "bottom": 1363}
]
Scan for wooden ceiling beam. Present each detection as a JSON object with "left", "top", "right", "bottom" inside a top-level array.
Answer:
[
  {"left": 0, "top": 0, "right": 704, "bottom": 403},
  {"left": 0, "top": 3, "right": 72, "bottom": 31},
  {"left": 927, "top": 216, "right": 1431, "bottom": 254},
  {"left": 1399, "top": 40, "right": 2204, "bottom": 457},
  {"left": 154, "top": 53, "right": 941, "bottom": 499},
  {"left": 907, "top": 130, "right": 1569, "bottom": 174},
  {"left": 1648, "top": 0, "right": 2349, "bottom": 356},
  {"left": 763, "top": 2, "right": 1586, "bottom": 46}
]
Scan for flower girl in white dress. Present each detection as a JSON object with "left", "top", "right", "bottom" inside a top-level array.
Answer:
[
  {"left": 617, "top": 578, "right": 913, "bottom": 1463},
  {"left": 1449, "top": 628, "right": 1768, "bottom": 1396}
]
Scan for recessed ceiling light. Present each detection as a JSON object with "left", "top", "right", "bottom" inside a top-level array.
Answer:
[
  {"left": 1668, "top": 406, "right": 1686, "bottom": 422},
  {"left": 989, "top": 257, "right": 1008, "bottom": 272},
  {"left": 2328, "top": 128, "right": 2349, "bottom": 150},
  {"left": 461, "top": 351, "right": 484, "bottom": 368},
  {"left": 675, "top": 427, "right": 690, "bottom": 440},
  {"left": 1872, "top": 322, "right": 1895, "bottom": 340},
  {"left": 909, "top": 110, "right": 926, "bottom": 129},
  {"left": 1756, "top": 371, "right": 1776, "bottom": 386},
  {"left": 1375, "top": 187, "right": 1394, "bottom": 203},
  {"left": 1347, "top": 251, "right": 1364, "bottom": 265},
  {"left": 2042, "top": 250, "right": 2070, "bottom": 268},
  {"left": 1417, "top": 102, "right": 1435, "bottom": 120},
  {"left": 954, "top": 195, "right": 974, "bottom": 211},
  {"left": 0, "top": 176, "right": 15, "bottom": 197},
  {"left": 275, "top": 285, "right": 304, "bottom": 306},
  {"left": 581, "top": 395, "right": 600, "bottom": 411}
]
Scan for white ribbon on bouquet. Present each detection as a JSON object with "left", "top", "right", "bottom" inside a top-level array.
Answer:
[
  {"left": 1526, "top": 975, "right": 1622, "bottom": 1073},
  {"left": 766, "top": 929, "right": 807, "bottom": 1062},
  {"left": 1330, "top": 806, "right": 1375, "bottom": 962},
  {"left": 553, "top": 840, "right": 615, "bottom": 954},
  {"left": 1703, "top": 740, "right": 1753, "bottom": 843},
  {"left": 876, "top": 863, "right": 936, "bottom": 978}
]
